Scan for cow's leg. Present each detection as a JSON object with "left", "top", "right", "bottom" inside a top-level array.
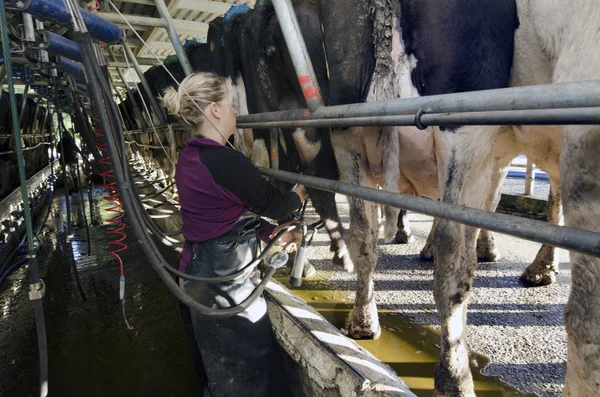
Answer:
[
  {"left": 521, "top": 179, "right": 561, "bottom": 286},
  {"left": 395, "top": 208, "right": 413, "bottom": 243},
  {"left": 420, "top": 217, "right": 437, "bottom": 261},
  {"left": 475, "top": 166, "right": 510, "bottom": 263},
  {"left": 331, "top": 127, "right": 380, "bottom": 339},
  {"left": 294, "top": 128, "right": 354, "bottom": 272},
  {"left": 561, "top": 125, "right": 600, "bottom": 397},
  {"left": 433, "top": 126, "right": 497, "bottom": 397}
]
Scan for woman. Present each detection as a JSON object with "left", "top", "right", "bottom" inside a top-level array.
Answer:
[{"left": 162, "top": 72, "right": 307, "bottom": 396}]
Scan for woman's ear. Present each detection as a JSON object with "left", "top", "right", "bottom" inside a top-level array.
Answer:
[{"left": 209, "top": 102, "right": 220, "bottom": 119}]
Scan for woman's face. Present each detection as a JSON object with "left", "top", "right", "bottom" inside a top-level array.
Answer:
[{"left": 216, "top": 91, "right": 237, "bottom": 137}]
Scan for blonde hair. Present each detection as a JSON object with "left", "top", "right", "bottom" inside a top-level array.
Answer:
[{"left": 160, "top": 72, "right": 234, "bottom": 129}]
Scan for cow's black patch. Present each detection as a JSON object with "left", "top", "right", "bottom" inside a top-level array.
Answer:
[{"left": 399, "top": 0, "right": 519, "bottom": 130}]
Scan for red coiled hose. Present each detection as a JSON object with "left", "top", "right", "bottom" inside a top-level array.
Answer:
[{"left": 93, "top": 114, "right": 132, "bottom": 330}]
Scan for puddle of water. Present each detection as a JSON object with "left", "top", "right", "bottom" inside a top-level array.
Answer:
[{"left": 275, "top": 270, "right": 537, "bottom": 397}]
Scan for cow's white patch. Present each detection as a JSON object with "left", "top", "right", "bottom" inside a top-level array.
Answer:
[
  {"left": 292, "top": 128, "right": 321, "bottom": 164},
  {"left": 251, "top": 139, "right": 269, "bottom": 169},
  {"left": 233, "top": 75, "right": 254, "bottom": 158}
]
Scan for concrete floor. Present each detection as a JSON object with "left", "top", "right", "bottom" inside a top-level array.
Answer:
[{"left": 300, "top": 192, "right": 568, "bottom": 397}]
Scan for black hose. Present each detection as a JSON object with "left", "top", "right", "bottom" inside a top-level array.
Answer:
[
  {"left": 75, "top": 31, "right": 277, "bottom": 318},
  {"left": 75, "top": 158, "right": 91, "bottom": 255},
  {"left": 56, "top": 97, "right": 72, "bottom": 236},
  {"left": 164, "top": 225, "right": 296, "bottom": 283}
]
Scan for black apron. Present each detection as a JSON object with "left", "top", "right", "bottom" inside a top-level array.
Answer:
[{"left": 180, "top": 214, "right": 292, "bottom": 397}]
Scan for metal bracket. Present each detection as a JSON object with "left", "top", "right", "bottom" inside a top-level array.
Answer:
[
  {"left": 414, "top": 108, "right": 428, "bottom": 130},
  {"left": 28, "top": 279, "right": 45, "bottom": 300}
]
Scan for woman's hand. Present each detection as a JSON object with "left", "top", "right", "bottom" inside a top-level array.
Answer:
[{"left": 269, "top": 221, "right": 303, "bottom": 252}]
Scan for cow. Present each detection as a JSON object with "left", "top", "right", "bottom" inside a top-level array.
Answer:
[
  {"left": 317, "top": 0, "right": 599, "bottom": 395},
  {"left": 230, "top": 0, "right": 355, "bottom": 271}
]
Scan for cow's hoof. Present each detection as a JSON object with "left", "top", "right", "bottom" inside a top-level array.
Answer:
[
  {"left": 420, "top": 245, "right": 434, "bottom": 262},
  {"left": 332, "top": 250, "right": 354, "bottom": 273},
  {"left": 341, "top": 304, "right": 381, "bottom": 340},
  {"left": 520, "top": 266, "right": 557, "bottom": 286},
  {"left": 302, "top": 261, "right": 316, "bottom": 278},
  {"left": 393, "top": 229, "right": 413, "bottom": 244},
  {"left": 433, "top": 364, "right": 476, "bottom": 397},
  {"left": 476, "top": 245, "right": 500, "bottom": 262},
  {"left": 342, "top": 321, "right": 381, "bottom": 340},
  {"left": 383, "top": 222, "right": 397, "bottom": 244},
  {"left": 433, "top": 390, "right": 476, "bottom": 397}
]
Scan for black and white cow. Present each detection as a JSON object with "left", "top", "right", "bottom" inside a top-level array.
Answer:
[
  {"left": 239, "top": 0, "right": 355, "bottom": 270},
  {"left": 318, "top": 0, "right": 599, "bottom": 395}
]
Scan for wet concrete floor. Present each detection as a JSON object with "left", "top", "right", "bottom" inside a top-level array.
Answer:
[{"left": 0, "top": 189, "right": 201, "bottom": 397}]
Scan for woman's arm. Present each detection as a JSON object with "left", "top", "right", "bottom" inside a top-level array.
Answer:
[{"left": 200, "top": 148, "right": 307, "bottom": 221}]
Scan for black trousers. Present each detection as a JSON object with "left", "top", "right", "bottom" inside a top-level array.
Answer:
[{"left": 179, "top": 216, "right": 291, "bottom": 397}]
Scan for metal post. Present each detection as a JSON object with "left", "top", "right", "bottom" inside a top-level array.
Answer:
[
  {"left": 271, "top": 0, "right": 323, "bottom": 112},
  {"left": 107, "top": 47, "right": 147, "bottom": 129},
  {"left": 152, "top": 0, "right": 192, "bottom": 76},
  {"left": 0, "top": 2, "right": 48, "bottom": 395},
  {"left": 122, "top": 40, "right": 168, "bottom": 125},
  {"left": 259, "top": 167, "right": 600, "bottom": 258},
  {"left": 0, "top": 65, "right": 6, "bottom": 83},
  {"left": 270, "top": 129, "right": 279, "bottom": 170},
  {"left": 525, "top": 160, "right": 536, "bottom": 196}
]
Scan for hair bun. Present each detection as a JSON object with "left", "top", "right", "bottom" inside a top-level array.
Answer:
[{"left": 161, "top": 86, "right": 181, "bottom": 116}]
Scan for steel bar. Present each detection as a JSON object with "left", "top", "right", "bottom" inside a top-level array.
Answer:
[
  {"left": 237, "top": 107, "right": 600, "bottom": 129},
  {"left": 271, "top": 0, "right": 323, "bottom": 112},
  {"left": 237, "top": 81, "right": 600, "bottom": 124},
  {"left": 96, "top": 12, "right": 209, "bottom": 35},
  {"left": 270, "top": 129, "right": 279, "bottom": 170},
  {"left": 122, "top": 40, "right": 167, "bottom": 125},
  {"left": 525, "top": 161, "right": 536, "bottom": 196},
  {"left": 107, "top": 47, "right": 147, "bottom": 129},
  {"left": 259, "top": 168, "right": 600, "bottom": 258},
  {"left": 152, "top": 0, "right": 192, "bottom": 75}
]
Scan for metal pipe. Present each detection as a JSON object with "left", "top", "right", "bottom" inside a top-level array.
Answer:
[
  {"left": 270, "top": 129, "right": 279, "bottom": 170},
  {"left": 524, "top": 161, "right": 536, "bottom": 196},
  {"left": 259, "top": 167, "right": 600, "bottom": 258},
  {"left": 23, "top": 13, "right": 36, "bottom": 42},
  {"left": 0, "top": 2, "right": 48, "bottom": 394},
  {"left": 122, "top": 40, "right": 167, "bottom": 125},
  {"left": 96, "top": 11, "right": 167, "bottom": 28},
  {"left": 18, "top": 84, "right": 30, "bottom": 128},
  {"left": 237, "top": 80, "right": 600, "bottom": 124},
  {"left": 237, "top": 107, "right": 600, "bottom": 129},
  {"left": 55, "top": 57, "right": 87, "bottom": 85},
  {"left": 271, "top": 0, "right": 323, "bottom": 112},
  {"left": 107, "top": 47, "right": 147, "bottom": 129},
  {"left": 37, "top": 30, "right": 83, "bottom": 62},
  {"left": 152, "top": 0, "right": 192, "bottom": 76},
  {"left": 10, "top": 0, "right": 122, "bottom": 44}
]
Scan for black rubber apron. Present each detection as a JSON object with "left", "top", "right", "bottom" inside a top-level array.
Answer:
[{"left": 180, "top": 214, "right": 292, "bottom": 397}]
